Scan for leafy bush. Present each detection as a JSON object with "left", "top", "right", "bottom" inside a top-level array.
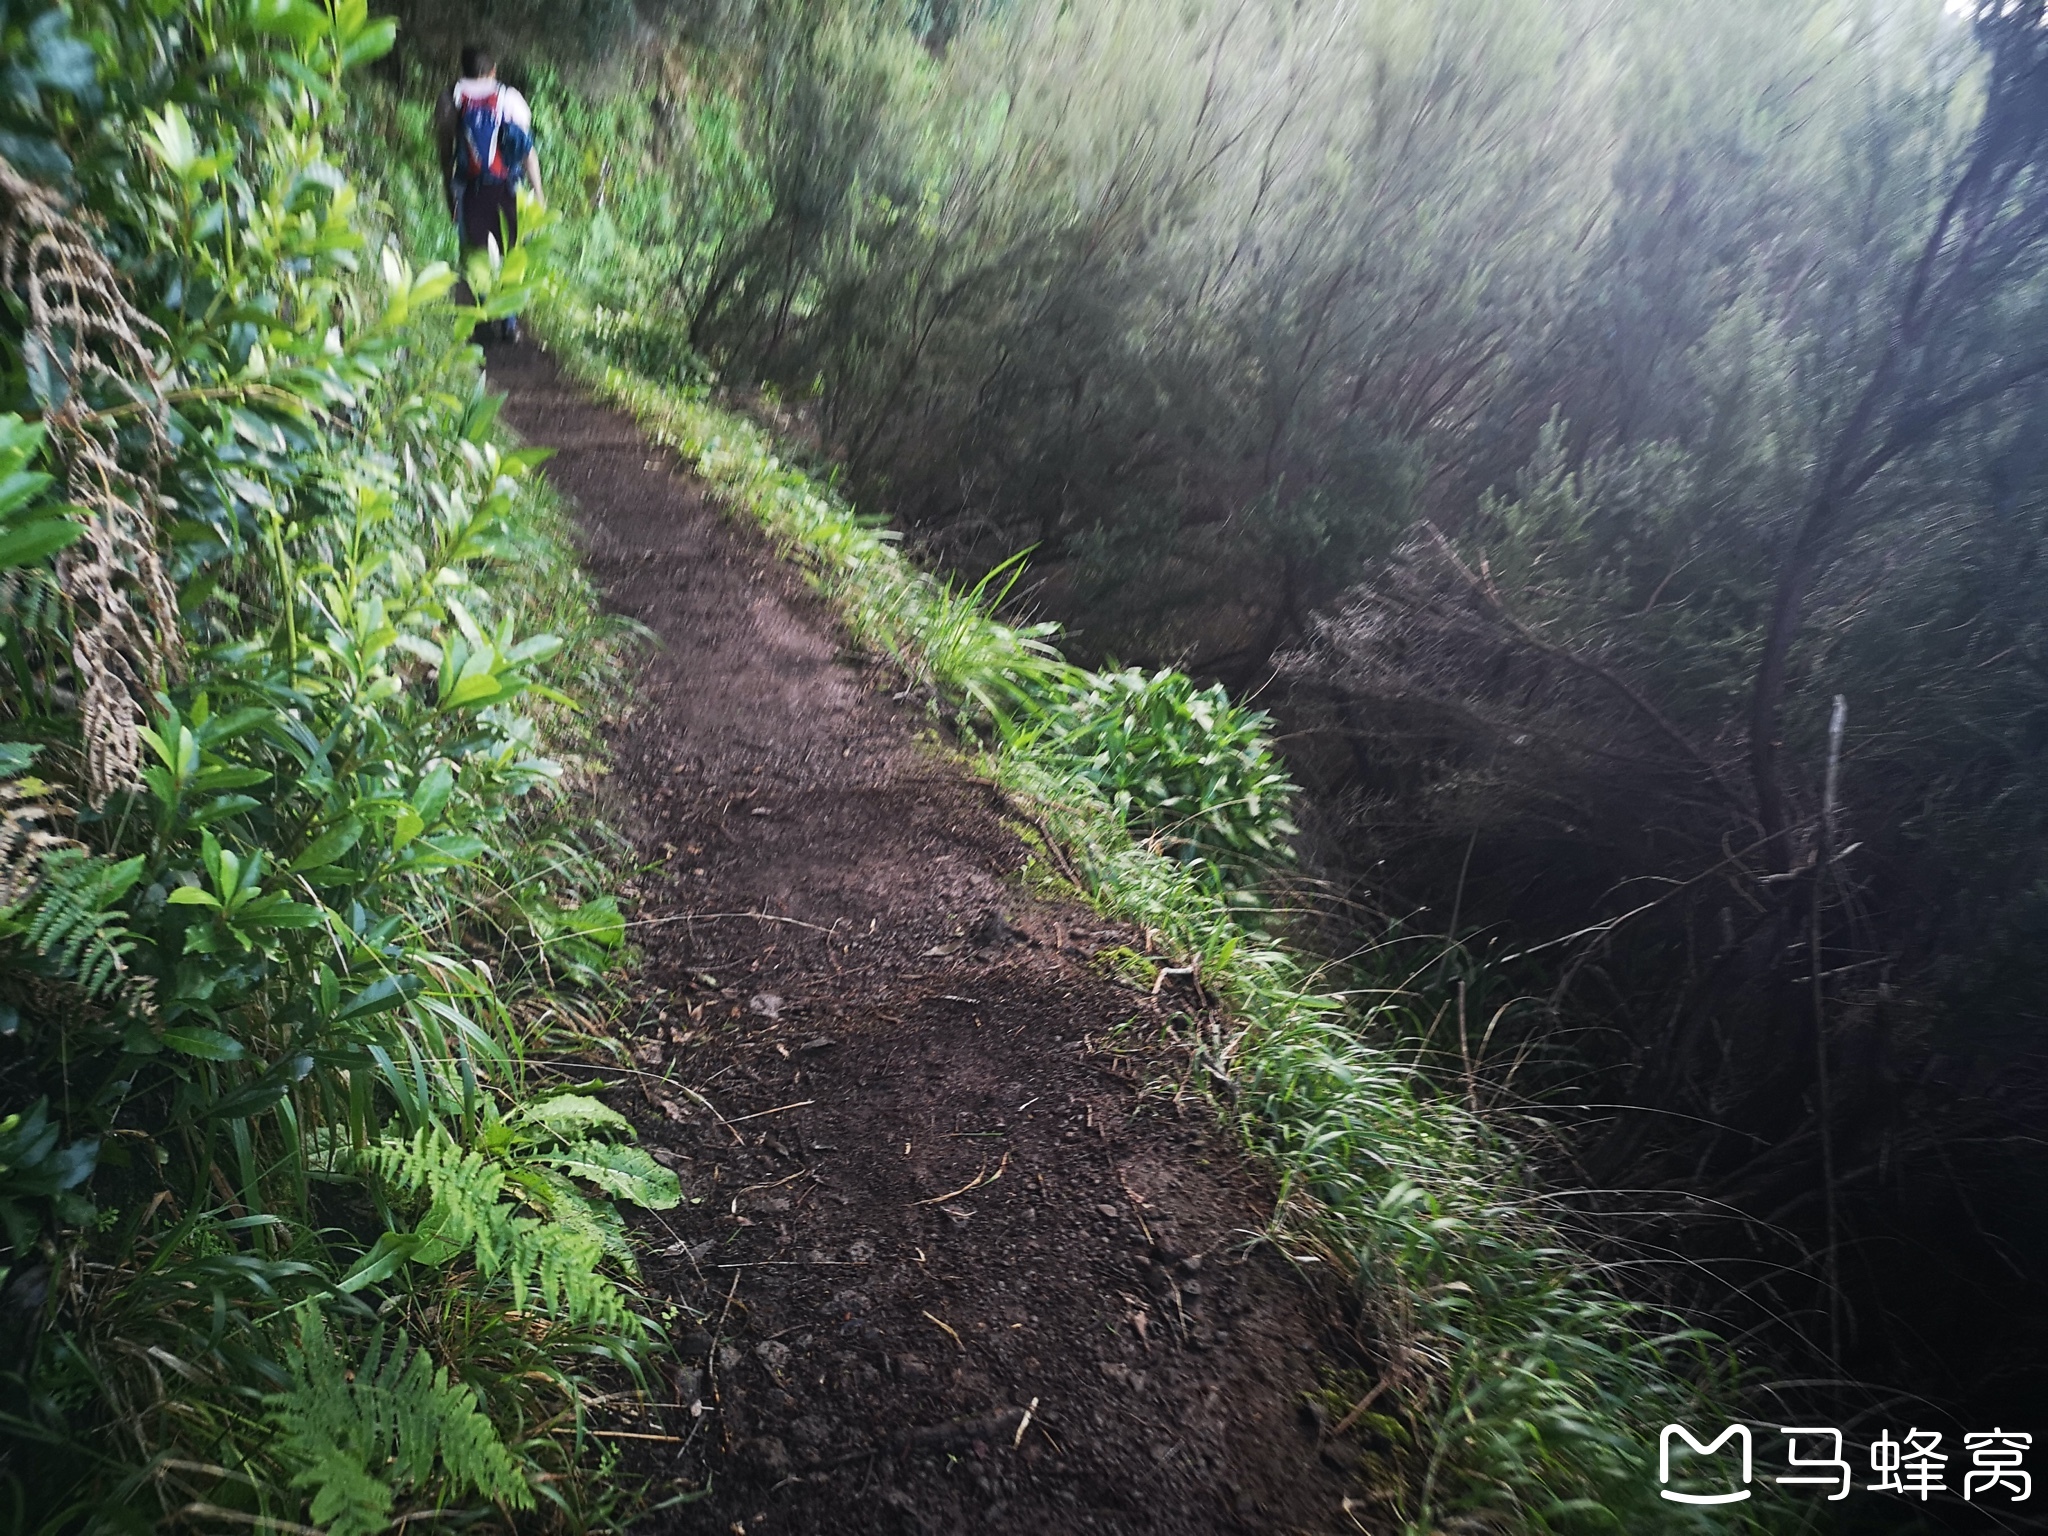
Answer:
[
  {"left": 1010, "top": 667, "right": 1297, "bottom": 887},
  {"left": 0, "top": 4, "right": 659, "bottom": 1530}
]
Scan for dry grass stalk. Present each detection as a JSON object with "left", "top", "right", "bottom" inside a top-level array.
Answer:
[
  {"left": 0, "top": 779, "right": 72, "bottom": 907},
  {"left": 0, "top": 153, "right": 175, "bottom": 803}
]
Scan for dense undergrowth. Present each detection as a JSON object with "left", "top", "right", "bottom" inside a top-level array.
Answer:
[
  {"left": 0, "top": 5, "right": 675, "bottom": 1532},
  {"left": 0, "top": 5, "right": 1844, "bottom": 1532}
]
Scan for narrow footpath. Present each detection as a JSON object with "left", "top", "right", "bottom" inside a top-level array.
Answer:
[{"left": 494, "top": 343, "right": 1356, "bottom": 1536}]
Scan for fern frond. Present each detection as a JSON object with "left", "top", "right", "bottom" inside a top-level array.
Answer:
[
  {"left": 362, "top": 1125, "right": 509, "bottom": 1260},
  {"left": 361, "top": 1127, "right": 638, "bottom": 1332},
  {"left": 269, "top": 1305, "right": 531, "bottom": 1536},
  {"left": 508, "top": 1164, "right": 636, "bottom": 1269},
  {"left": 14, "top": 847, "right": 143, "bottom": 997},
  {"left": 0, "top": 565, "right": 67, "bottom": 642}
]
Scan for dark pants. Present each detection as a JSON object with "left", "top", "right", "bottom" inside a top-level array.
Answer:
[{"left": 457, "top": 179, "right": 518, "bottom": 255}]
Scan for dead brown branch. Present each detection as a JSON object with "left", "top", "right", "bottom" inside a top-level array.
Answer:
[{"left": 0, "top": 153, "right": 174, "bottom": 802}]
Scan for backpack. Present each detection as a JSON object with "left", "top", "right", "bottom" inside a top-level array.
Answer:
[{"left": 456, "top": 85, "right": 532, "bottom": 187}]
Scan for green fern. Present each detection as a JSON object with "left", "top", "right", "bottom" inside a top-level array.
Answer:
[
  {"left": 0, "top": 565, "right": 66, "bottom": 643},
  {"left": 490, "top": 1093, "right": 681, "bottom": 1277},
  {"left": 11, "top": 848, "right": 144, "bottom": 997},
  {"left": 507, "top": 1163, "right": 637, "bottom": 1267},
  {"left": 360, "top": 1126, "right": 638, "bottom": 1332},
  {"left": 268, "top": 1305, "right": 531, "bottom": 1536}
]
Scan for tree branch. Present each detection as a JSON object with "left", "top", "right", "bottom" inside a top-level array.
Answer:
[{"left": 1421, "top": 525, "right": 1753, "bottom": 818}]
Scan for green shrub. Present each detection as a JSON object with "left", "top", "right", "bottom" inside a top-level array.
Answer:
[
  {"left": 0, "top": 5, "right": 658, "bottom": 1531},
  {"left": 1010, "top": 667, "right": 1298, "bottom": 888}
]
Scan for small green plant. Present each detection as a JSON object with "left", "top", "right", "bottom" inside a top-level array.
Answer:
[
  {"left": 356, "top": 1115, "right": 663, "bottom": 1334},
  {"left": 269, "top": 1307, "right": 532, "bottom": 1536},
  {"left": 1009, "top": 667, "right": 1297, "bottom": 887}
]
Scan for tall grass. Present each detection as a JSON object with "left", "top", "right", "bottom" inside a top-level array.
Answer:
[{"left": 534, "top": 299, "right": 1788, "bottom": 1534}]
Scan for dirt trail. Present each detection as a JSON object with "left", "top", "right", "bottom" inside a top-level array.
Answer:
[{"left": 494, "top": 343, "right": 1353, "bottom": 1536}]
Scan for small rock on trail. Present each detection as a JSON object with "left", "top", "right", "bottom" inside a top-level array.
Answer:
[{"left": 493, "top": 342, "right": 1363, "bottom": 1534}]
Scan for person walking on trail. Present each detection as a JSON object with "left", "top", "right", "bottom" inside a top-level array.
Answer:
[{"left": 438, "top": 44, "right": 544, "bottom": 339}]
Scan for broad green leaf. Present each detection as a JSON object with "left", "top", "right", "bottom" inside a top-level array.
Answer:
[
  {"left": 334, "top": 974, "right": 419, "bottom": 1023},
  {"left": 401, "top": 834, "right": 486, "bottom": 868},
  {"left": 536, "top": 1142, "right": 681, "bottom": 1210},
  {"left": 411, "top": 263, "right": 457, "bottom": 305},
  {"left": 238, "top": 895, "right": 325, "bottom": 929},
  {"left": 338, "top": 17, "right": 396, "bottom": 69},
  {"left": 291, "top": 817, "right": 365, "bottom": 871},
  {"left": 206, "top": 1075, "right": 295, "bottom": 1121},
  {"left": 0, "top": 469, "right": 55, "bottom": 516},
  {"left": 162, "top": 1026, "right": 245, "bottom": 1061},
  {"left": 412, "top": 764, "right": 455, "bottom": 824},
  {"left": 514, "top": 1093, "right": 632, "bottom": 1140},
  {"left": 145, "top": 103, "right": 200, "bottom": 176},
  {"left": 502, "top": 634, "right": 563, "bottom": 667},
  {"left": 336, "top": 1230, "right": 420, "bottom": 1293},
  {"left": 190, "top": 794, "right": 263, "bottom": 828},
  {"left": 391, "top": 807, "right": 425, "bottom": 850},
  {"left": 0, "top": 416, "right": 43, "bottom": 460},
  {"left": 443, "top": 672, "right": 505, "bottom": 708},
  {"left": 246, "top": 0, "right": 329, "bottom": 44},
  {"left": 0, "top": 516, "right": 82, "bottom": 569}
]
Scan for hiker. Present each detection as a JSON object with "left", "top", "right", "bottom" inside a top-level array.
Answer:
[{"left": 438, "top": 44, "right": 543, "bottom": 340}]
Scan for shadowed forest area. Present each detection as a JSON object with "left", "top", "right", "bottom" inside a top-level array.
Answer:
[{"left": 1, "top": 0, "right": 2045, "bottom": 1532}]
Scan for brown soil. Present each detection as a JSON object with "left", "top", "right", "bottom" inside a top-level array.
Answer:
[{"left": 493, "top": 343, "right": 1357, "bottom": 1535}]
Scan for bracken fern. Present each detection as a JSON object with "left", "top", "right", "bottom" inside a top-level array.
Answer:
[
  {"left": 360, "top": 1125, "right": 642, "bottom": 1334},
  {"left": 10, "top": 847, "right": 142, "bottom": 998},
  {"left": 269, "top": 1305, "right": 533, "bottom": 1536}
]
